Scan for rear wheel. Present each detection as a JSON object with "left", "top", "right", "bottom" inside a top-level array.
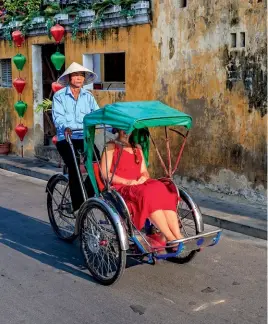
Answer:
[
  {"left": 47, "top": 176, "right": 77, "bottom": 242},
  {"left": 167, "top": 191, "right": 200, "bottom": 263},
  {"left": 79, "top": 200, "right": 126, "bottom": 285}
]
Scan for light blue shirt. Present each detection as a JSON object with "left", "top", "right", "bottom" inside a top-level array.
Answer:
[{"left": 52, "top": 86, "right": 99, "bottom": 141}]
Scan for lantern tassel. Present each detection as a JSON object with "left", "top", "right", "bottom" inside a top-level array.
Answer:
[{"left": 21, "top": 144, "right": 23, "bottom": 158}]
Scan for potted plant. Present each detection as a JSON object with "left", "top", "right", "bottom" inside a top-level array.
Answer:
[{"left": 35, "top": 98, "right": 56, "bottom": 145}]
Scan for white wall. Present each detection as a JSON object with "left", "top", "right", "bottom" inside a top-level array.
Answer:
[{"left": 32, "top": 45, "right": 44, "bottom": 146}]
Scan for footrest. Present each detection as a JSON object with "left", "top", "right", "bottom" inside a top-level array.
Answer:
[{"left": 157, "top": 229, "right": 222, "bottom": 259}]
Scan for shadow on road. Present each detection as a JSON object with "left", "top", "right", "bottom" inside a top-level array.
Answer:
[
  {"left": 0, "top": 206, "right": 97, "bottom": 282},
  {"left": 0, "top": 206, "right": 141, "bottom": 282}
]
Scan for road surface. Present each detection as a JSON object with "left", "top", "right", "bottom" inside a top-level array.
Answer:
[{"left": 0, "top": 169, "right": 266, "bottom": 324}]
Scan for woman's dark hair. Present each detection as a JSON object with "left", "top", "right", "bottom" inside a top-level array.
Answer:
[{"left": 129, "top": 133, "right": 140, "bottom": 164}]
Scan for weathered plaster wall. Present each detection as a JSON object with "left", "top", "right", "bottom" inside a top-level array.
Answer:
[
  {"left": 151, "top": 0, "right": 267, "bottom": 199},
  {"left": 92, "top": 90, "right": 126, "bottom": 107}
]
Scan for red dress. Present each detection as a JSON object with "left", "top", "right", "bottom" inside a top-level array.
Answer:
[{"left": 111, "top": 144, "right": 179, "bottom": 230}]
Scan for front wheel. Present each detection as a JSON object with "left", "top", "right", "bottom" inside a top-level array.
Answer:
[
  {"left": 47, "top": 175, "right": 78, "bottom": 242},
  {"left": 79, "top": 200, "right": 126, "bottom": 285}
]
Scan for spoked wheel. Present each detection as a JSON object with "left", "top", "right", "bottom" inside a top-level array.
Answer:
[
  {"left": 79, "top": 201, "right": 126, "bottom": 285},
  {"left": 167, "top": 193, "right": 199, "bottom": 264},
  {"left": 47, "top": 176, "right": 78, "bottom": 242}
]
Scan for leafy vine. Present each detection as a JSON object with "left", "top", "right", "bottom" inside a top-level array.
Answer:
[{"left": 0, "top": 0, "right": 144, "bottom": 42}]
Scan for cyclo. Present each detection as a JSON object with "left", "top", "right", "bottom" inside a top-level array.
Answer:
[{"left": 46, "top": 101, "right": 222, "bottom": 285}]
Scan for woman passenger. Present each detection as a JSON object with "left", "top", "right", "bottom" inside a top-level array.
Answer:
[{"left": 100, "top": 129, "right": 183, "bottom": 244}]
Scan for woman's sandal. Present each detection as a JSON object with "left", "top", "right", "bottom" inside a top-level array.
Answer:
[{"left": 166, "top": 235, "right": 185, "bottom": 253}]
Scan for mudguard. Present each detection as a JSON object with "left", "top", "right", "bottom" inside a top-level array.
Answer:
[
  {"left": 178, "top": 186, "right": 205, "bottom": 233},
  {"left": 75, "top": 197, "right": 129, "bottom": 251}
]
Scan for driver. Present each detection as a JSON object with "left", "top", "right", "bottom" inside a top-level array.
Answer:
[{"left": 52, "top": 62, "right": 100, "bottom": 216}]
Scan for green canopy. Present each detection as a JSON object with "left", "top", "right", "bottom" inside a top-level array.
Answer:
[
  {"left": 83, "top": 101, "right": 192, "bottom": 195},
  {"left": 83, "top": 101, "right": 193, "bottom": 132}
]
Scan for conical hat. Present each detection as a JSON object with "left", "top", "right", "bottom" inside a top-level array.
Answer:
[{"left": 57, "top": 62, "right": 97, "bottom": 86}]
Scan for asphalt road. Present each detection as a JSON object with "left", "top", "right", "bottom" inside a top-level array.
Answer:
[{"left": 0, "top": 169, "right": 266, "bottom": 324}]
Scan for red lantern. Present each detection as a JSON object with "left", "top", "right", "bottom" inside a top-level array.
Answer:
[
  {"left": 0, "top": 10, "right": 4, "bottom": 16},
  {"left": 52, "top": 135, "right": 58, "bottom": 145},
  {"left": 12, "top": 30, "right": 24, "bottom": 47},
  {"left": 50, "top": 24, "right": 65, "bottom": 43},
  {"left": 52, "top": 82, "right": 64, "bottom": 93},
  {"left": 15, "top": 124, "right": 28, "bottom": 142},
  {"left": 13, "top": 77, "right": 26, "bottom": 94}
]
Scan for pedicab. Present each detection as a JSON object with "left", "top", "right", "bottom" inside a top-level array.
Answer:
[{"left": 46, "top": 101, "right": 222, "bottom": 285}]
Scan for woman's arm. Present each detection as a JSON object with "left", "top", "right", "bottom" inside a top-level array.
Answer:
[{"left": 100, "top": 143, "right": 137, "bottom": 185}]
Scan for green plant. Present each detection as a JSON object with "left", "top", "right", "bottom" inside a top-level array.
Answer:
[
  {"left": 4, "top": 0, "right": 42, "bottom": 16},
  {"left": 21, "top": 11, "right": 40, "bottom": 35},
  {"left": 43, "top": 3, "right": 60, "bottom": 17},
  {"left": 2, "top": 17, "right": 13, "bottom": 45},
  {"left": 46, "top": 17, "right": 56, "bottom": 39},
  {"left": 71, "top": 14, "right": 80, "bottom": 41},
  {"left": 35, "top": 98, "right": 52, "bottom": 113},
  {"left": 90, "top": 0, "right": 139, "bottom": 38}
]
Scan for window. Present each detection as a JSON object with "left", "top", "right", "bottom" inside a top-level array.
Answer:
[
  {"left": 104, "top": 53, "right": 125, "bottom": 83},
  {"left": 230, "top": 33, "right": 237, "bottom": 48},
  {"left": 240, "top": 32, "right": 246, "bottom": 47},
  {"left": 83, "top": 52, "right": 125, "bottom": 91},
  {"left": 0, "top": 59, "right": 12, "bottom": 88},
  {"left": 178, "top": 0, "right": 187, "bottom": 8}
]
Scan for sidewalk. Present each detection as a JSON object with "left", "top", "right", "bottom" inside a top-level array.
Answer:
[{"left": 0, "top": 154, "right": 266, "bottom": 240}]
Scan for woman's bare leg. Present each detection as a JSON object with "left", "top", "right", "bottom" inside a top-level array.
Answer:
[
  {"left": 163, "top": 210, "right": 183, "bottom": 240},
  {"left": 149, "top": 210, "right": 177, "bottom": 241}
]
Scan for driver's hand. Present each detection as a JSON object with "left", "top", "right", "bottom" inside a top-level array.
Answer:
[{"left": 64, "top": 127, "right": 72, "bottom": 140}]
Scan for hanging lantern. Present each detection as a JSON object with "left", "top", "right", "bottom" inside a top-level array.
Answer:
[
  {"left": 15, "top": 123, "right": 28, "bottom": 158},
  {"left": 12, "top": 30, "right": 24, "bottom": 47},
  {"left": 52, "top": 81, "right": 64, "bottom": 93},
  {"left": 50, "top": 24, "right": 65, "bottom": 43},
  {"left": 13, "top": 77, "right": 26, "bottom": 94},
  {"left": 52, "top": 135, "right": 58, "bottom": 145},
  {"left": 15, "top": 123, "right": 28, "bottom": 142},
  {"left": 13, "top": 53, "right": 26, "bottom": 71},
  {"left": 51, "top": 51, "right": 65, "bottom": 71},
  {"left": 14, "top": 101, "right": 27, "bottom": 118}
]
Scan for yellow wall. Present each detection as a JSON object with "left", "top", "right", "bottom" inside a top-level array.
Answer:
[{"left": 0, "top": 26, "right": 154, "bottom": 155}]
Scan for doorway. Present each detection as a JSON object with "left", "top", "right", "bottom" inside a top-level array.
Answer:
[{"left": 41, "top": 43, "right": 65, "bottom": 145}]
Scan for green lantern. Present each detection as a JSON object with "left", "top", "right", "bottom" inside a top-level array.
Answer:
[
  {"left": 13, "top": 54, "right": 26, "bottom": 71},
  {"left": 51, "top": 51, "right": 65, "bottom": 71},
  {"left": 14, "top": 101, "right": 27, "bottom": 118}
]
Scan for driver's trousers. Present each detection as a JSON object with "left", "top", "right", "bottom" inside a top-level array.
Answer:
[{"left": 56, "top": 139, "right": 100, "bottom": 212}]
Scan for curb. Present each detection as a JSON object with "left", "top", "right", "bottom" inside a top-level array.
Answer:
[
  {"left": 202, "top": 214, "right": 267, "bottom": 240},
  {"left": 0, "top": 160, "right": 266, "bottom": 240},
  {"left": 0, "top": 161, "right": 55, "bottom": 181}
]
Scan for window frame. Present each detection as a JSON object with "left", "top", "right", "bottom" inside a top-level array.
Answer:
[{"left": 0, "top": 59, "right": 12, "bottom": 88}]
